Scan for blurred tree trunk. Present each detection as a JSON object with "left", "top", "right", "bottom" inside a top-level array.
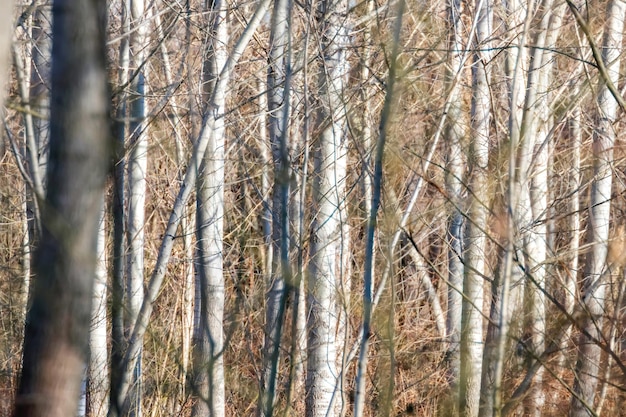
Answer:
[
  {"left": 11, "top": 0, "right": 110, "bottom": 414},
  {"left": 306, "top": 0, "right": 351, "bottom": 414},
  {"left": 192, "top": 0, "right": 229, "bottom": 415},
  {"left": 570, "top": 1, "right": 625, "bottom": 415},
  {"left": 0, "top": 0, "right": 14, "bottom": 120}
]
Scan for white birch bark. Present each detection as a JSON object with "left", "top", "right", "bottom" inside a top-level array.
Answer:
[
  {"left": 12, "top": 40, "right": 45, "bottom": 209},
  {"left": 460, "top": 0, "right": 491, "bottom": 414},
  {"left": 570, "top": 1, "right": 625, "bottom": 414},
  {"left": 124, "top": 0, "right": 150, "bottom": 414},
  {"left": 258, "top": 78, "right": 273, "bottom": 287},
  {"left": 307, "top": 0, "right": 351, "bottom": 414},
  {"left": 503, "top": 0, "right": 530, "bottom": 320},
  {"left": 89, "top": 203, "right": 109, "bottom": 417},
  {"left": 444, "top": 0, "right": 466, "bottom": 394},
  {"left": 479, "top": 0, "right": 535, "bottom": 414},
  {"left": 192, "top": 0, "right": 228, "bottom": 416},
  {"left": 290, "top": 36, "right": 310, "bottom": 412},
  {"left": 520, "top": 1, "right": 565, "bottom": 413}
]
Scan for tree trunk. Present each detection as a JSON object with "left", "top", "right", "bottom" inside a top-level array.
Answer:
[
  {"left": 570, "top": 1, "right": 625, "bottom": 414},
  {"left": 260, "top": 0, "right": 292, "bottom": 412},
  {"left": 460, "top": 0, "right": 492, "bottom": 414},
  {"left": 110, "top": 0, "right": 129, "bottom": 413},
  {"left": 11, "top": 0, "right": 110, "bottom": 414},
  {"left": 192, "top": 0, "right": 228, "bottom": 416},
  {"left": 307, "top": 0, "right": 351, "bottom": 415},
  {"left": 444, "top": 0, "right": 467, "bottom": 397},
  {"left": 124, "top": 0, "right": 150, "bottom": 414},
  {"left": 89, "top": 203, "right": 110, "bottom": 417}
]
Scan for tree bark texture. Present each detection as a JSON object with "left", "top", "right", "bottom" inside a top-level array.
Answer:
[
  {"left": 192, "top": 0, "right": 229, "bottom": 416},
  {"left": 11, "top": 0, "right": 110, "bottom": 415},
  {"left": 460, "top": 0, "right": 492, "bottom": 414},
  {"left": 307, "top": 0, "right": 351, "bottom": 415}
]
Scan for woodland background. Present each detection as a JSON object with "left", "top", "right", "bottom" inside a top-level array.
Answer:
[{"left": 1, "top": 0, "right": 626, "bottom": 415}]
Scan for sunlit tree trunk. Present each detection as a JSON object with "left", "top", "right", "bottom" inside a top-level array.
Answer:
[
  {"left": 503, "top": 0, "right": 530, "bottom": 322},
  {"left": 11, "top": 0, "right": 110, "bottom": 414},
  {"left": 444, "top": 0, "right": 466, "bottom": 397},
  {"left": 570, "top": 1, "right": 625, "bottom": 415},
  {"left": 559, "top": 80, "right": 581, "bottom": 377},
  {"left": 307, "top": 0, "right": 351, "bottom": 414},
  {"left": 460, "top": 0, "right": 491, "bottom": 414},
  {"left": 89, "top": 203, "right": 109, "bottom": 417},
  {"left": 479, "top": 0, "right": 533, "bottom": 414},
  {"left": 520, "top": 1, "right": 565, "bottom": 413},
  {"left": 192, "top": 0, "right": 228, "bottom": 415},
  {"left": 124, "top": 0, "right": 150, "bottom": 414}
]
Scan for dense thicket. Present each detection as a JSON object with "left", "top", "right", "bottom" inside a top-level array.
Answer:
[{"left": 2, "top": 0, "right": 626, "bottom": 415}]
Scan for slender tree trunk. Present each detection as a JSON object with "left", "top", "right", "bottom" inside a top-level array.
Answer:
[
  {"left": 307, "top": 0, "right": 351, "bottom": 414},
  {"left": 192, "top": 0, "right": 228, "bottom": 416},
  {"left": 260, "top": 0, "right": 292, "bottom": 412},
  {"left": 558, "top": 79, "right": 581, "bottom": 378},
  {"left": 444, "top": 0, "right": 466, "bottom": 397},
  {"left": 479, "top": 0, "right": 534, "bottom": 414},
  {"left": 460, "top": 0, "right": 491, "bottom": 414},
  {"left": 570, "top": 1, "right": 625, "bottom": 415},
  {"left": 520, "top": 1, "right": 566, "bottom": 413},
  {"left": 110, "top": 0, "right": 129, "bottom": 414},
  {"left": 503, "top": 0, "right": 530, "bottom": 322},
  {"left": 124, "top": 0, "right": 150, "bottom": 414},
  {"left": 11, "top": 0, "right": 110, "bottom": 414},
  {"left": 89, "top": 202, "right": 110, "bottom": 417}
]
